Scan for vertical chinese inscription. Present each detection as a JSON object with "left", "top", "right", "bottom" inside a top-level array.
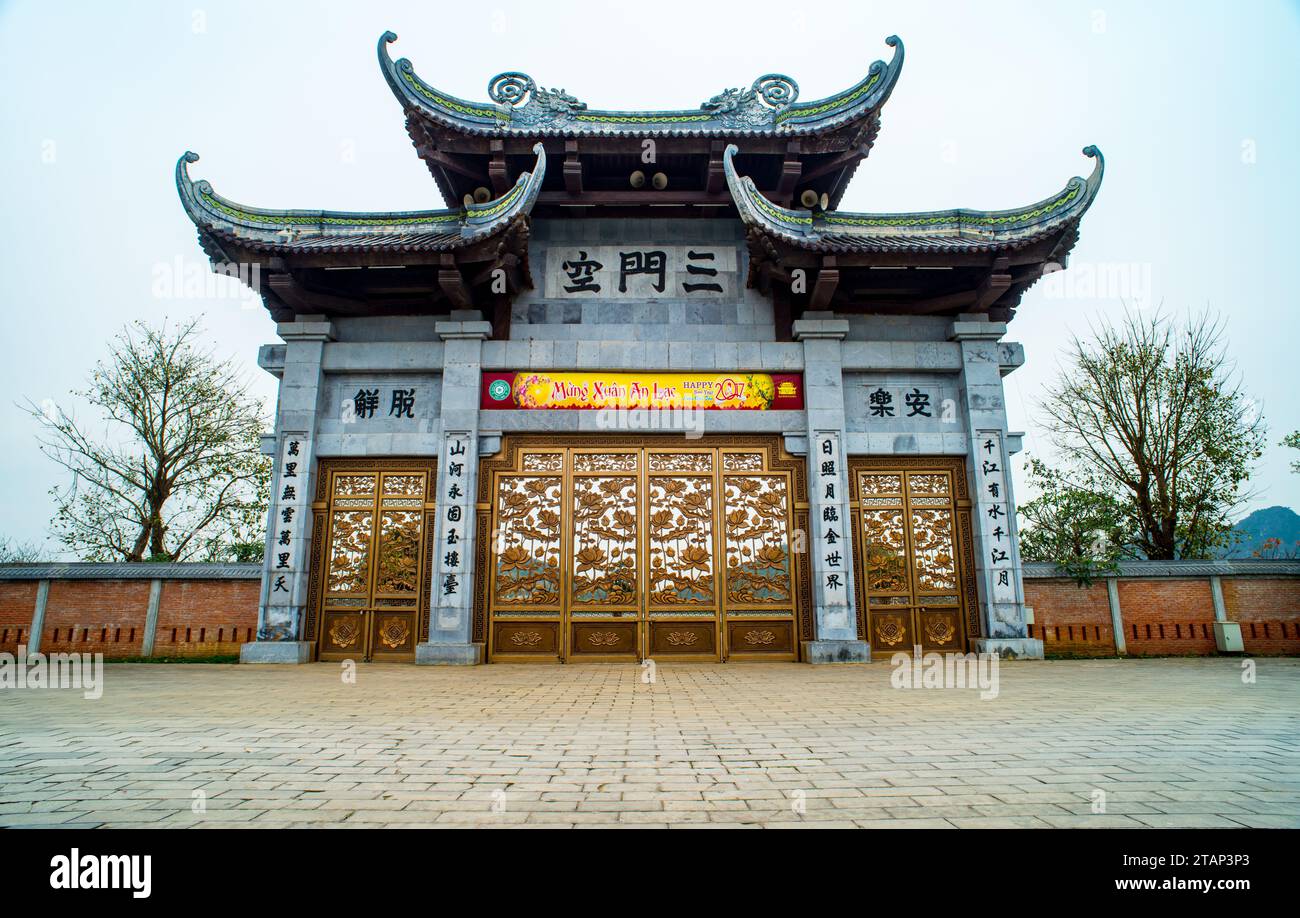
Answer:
[
  {"left": 813, "top": 432, "right": 850, "bottom": 611},
  {"left": 268, "top": 435, "right": 308, "bottom": 613},
  {"left": 974, "top": 431, "right": 1016, "bottom": 603},
  {"left": 432, "top": 433, "right": 473, "bottom": 629}
]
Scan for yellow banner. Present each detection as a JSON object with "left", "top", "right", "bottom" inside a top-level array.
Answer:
[{"left": 481, "top": 371, "right": 804, "bottom": 411}]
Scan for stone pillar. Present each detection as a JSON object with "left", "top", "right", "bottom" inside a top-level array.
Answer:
[
  {"left": 27, "top": 579, "right": 50, "bottom": 655},
  {"left": 416, "top": 311, "right": 491, "bottom": 664},
  {"left": 1106, "top": 577, "right": 1127, "bottom": 655},
  {"left": 793, "top": 312, "right": 870, "bottom": 663},
  {"left": 950, "top": 315, "right": 1042, "bottom": 659},
  {"left": 241, "top": 316, "right": 334, "bottom": 664},
  {"left": 141, "top": 578, "right": 163, "bottom": 658}
]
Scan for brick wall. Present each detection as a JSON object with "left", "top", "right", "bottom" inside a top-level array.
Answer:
[
  {"left": 154, "top": 579, "right": 260, "bottom": 657},
  {"left": 1118, "top": 579, "right": 1219, "bottom": 656},
  {"left": 1023, "top": 579, "right": 1115, "bottom": 657},
  {"left": 0, "top": 581, "right": 39, "bottom": 654},
  {"left": 0, "top": 565, "right": 260, "bottom": 660},
  {"left": 1223, "top": 577, "right": 1300, "bottom": 655},
  {"left": 1025, "top": 564, "right": 1300, "bottom": 658},
  {"left": 41, "top": 579, "right": 152, "bottom": 656}
]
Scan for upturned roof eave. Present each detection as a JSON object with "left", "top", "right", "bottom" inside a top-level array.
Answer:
[
  {"left": 378, "top": 31, "right": 904, "bottom": 139},
  {"left": 175, "top": 144, "right": 547, "bottom": 256},
  {"left": 723, "top": 143, "right": 1104, "bottom": 255}
]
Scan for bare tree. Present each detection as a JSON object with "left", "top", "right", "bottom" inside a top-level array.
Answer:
[
  {"left": 0, "top": 537, "right": 43, "bottom": 563},
  {"left": 26, "top": 318, "right": 272, "bottom": 562},
  {"left": 1037, "top": 309, "right": 1264, "bottom": 560}
]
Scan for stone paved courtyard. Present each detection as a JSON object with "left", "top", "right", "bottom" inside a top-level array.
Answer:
[{"left": 1, "top": 657, "right": 1297, "bottom": 828}]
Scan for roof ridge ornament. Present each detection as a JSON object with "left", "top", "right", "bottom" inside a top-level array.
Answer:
[{"left": 380, "top": 30, "right": 903, "bottom": 137}]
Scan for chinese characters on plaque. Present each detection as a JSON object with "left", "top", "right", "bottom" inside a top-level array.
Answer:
[
  {"left": 267, "top": 435, "right": 308, "bottom": 608},
  {"left": 546, "top": 246, "right": 735, "bottom": 299},
  {"left": 813, "top": 432, "right": 851, "bottom": 618},
  {"left": 432, "top": 432, "right": 473, "bottom": 630},
  {"left": 865, "top": 385, "right": 935, "bottom": 419},
  {"left": 347, "top": 387, "right": 417, "bottom": 422},
  {"left": 974, "top": 431, "right": 1017, "bottom": 603}
]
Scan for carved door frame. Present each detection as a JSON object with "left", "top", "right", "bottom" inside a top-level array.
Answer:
[
  {"left": 304, "top": 457, "right": 439, "bottom": 662},
  {"left": 847, "top": 456, "right": 979, "bottom": 655},
  {"left": 476, "top": 435, "right": 810, "bottom": 663}
]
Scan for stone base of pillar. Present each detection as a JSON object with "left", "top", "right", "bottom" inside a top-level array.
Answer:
[
  {"left": 802, "top": 640, "right": 872, "bottom": 664},
  {"left": 415, "top": 642, "right": 484, "bottom": 665},
  {"left": 1212, "top": 622, "right": 1243, "bottom": 654},
  {"left": 972, "top": 638, "right": 1044, "bottom": 660},
  {"left": 239, "top": 641, "right": 315, "bottom": 664}
]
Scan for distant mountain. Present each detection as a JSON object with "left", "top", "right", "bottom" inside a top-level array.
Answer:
[{"left": 1221, "top": 506, "right": 1300, "bottom": 558}]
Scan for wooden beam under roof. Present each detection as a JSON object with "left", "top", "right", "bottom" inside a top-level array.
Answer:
[
  {"left": 437, "top": 254, "right": 472, "bottom": 308},
  {"left": 564, "top": 140, "right": 583, "bottom": 195},
  {"left": 810, "top": 256, "right": 840, "bottom": 310}
]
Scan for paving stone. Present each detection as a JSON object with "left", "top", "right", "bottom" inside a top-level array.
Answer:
[{"left": 0, "top": 658, "right": 1295, "bottom": 828}]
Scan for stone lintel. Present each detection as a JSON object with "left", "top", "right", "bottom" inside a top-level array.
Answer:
[
  {"left": 436, "top": 320, "right": 493, "bottom": 341},
  {"left": 949, "top": 318, "right": 1008, "bottom": 342},
  {"left": 792, "top": 316, "right": 850, "bottom": 341},
  {"left": 276, "top": 317, "right": 335, "bottom": 343}
]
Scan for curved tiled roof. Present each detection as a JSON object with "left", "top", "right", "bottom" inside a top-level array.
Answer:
[
  {"left": 176, "top": 144, "right": 547, "bottom": 254},
  {"left": 378, "top": 31, "right": 904, "bottom": 138},
  {"left": 724, "top": 144, "right": 1104, "bottom": 254}
]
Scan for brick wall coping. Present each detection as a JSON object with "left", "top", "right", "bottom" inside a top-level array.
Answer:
[
  {"left": 0, "top": 562, "right": 262, "bottom": 581},
  {"left": 1023, "top": 559, "right": 1300, "bottom": 579}
]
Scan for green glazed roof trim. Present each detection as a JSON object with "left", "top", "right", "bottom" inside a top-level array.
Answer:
[
  {"left": 199, "top": 192, "right": 461, "bottom": 228},
  {"left": 400, "top": 68, "right": 507, "bottom": 122},
  {"left": 723, "top": 143, "right": 1104, "bottom": 249},
  {"left": 175, "top": 144, "right": 547, "bottom": 248},
  {"left": 379, "top": 31, "right": 903, "bottom": 136},
  {"left": 776, "top": 68, "right": 883, "bottom": 124}
]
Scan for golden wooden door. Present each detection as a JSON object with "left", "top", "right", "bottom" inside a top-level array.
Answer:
[
  {"left": 483, "top": 439, "right": 801, "bottom": 663},
  {"left": 313, "top": 466, "right": 435, "bottom": 662},
  {"left": 849, "top": 460, "right": 976, "bottom": 655}
]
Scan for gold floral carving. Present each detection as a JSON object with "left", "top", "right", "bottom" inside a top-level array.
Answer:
[
  {"left": 666, "top": 631, "right": 699, "bottom": 646},
  {"left": 648, "top": 474, "right": 714, "bottom": 605},
  {"left": 925, "top": 618, "right": 956, "bottom": 645},
  {"left": 571, "top": 477, "right": 637, "bottom": 605},
  {"left": 875, "top": 615, "right": 906, "bottom": 646},
  {"left": 742, "top": 629, "right": 776, "bottom": 646},
  {"left": 587, "top": 631, "right": 621, "bottom": 647},
  {"left": 494, "top": 476, "right": 562, "bottom": 605},
  {"left": 509, "top": 630, "right": 544, "bottom": 647},
  {"left": 724, "top": 475, "right": 791, "bottom": 604},
  {"left": 377, "top": 617, "right": 410, "bottom": 650},
  {"left": 328, "top": 618, "right": 360, "bottom": 649}
]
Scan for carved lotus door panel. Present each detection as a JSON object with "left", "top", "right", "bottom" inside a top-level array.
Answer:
[
  {"left": 849, "top": 460, "right": 976, "bottom": 655},
  {"left": 484, "top": 440, "right": 802, "bottom": 663},
  {"left": 313, "top": 466, "right": 435, "bottom": 662}
]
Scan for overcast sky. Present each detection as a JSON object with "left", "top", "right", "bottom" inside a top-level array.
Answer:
[{"left": 1, "top": 0, "right": 1297, "bottom": 552}]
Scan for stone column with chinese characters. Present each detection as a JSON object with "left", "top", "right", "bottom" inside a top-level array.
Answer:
[
  {"left": 416, "top": 311, "right": 491, "bottom": 664},
  {"left": 950, "top": 315, "right": 1043, "bottom": 659},
  {"left": 793, "top": 312, "right": 870, "bottom": 663},
  {"left": 242, "top": 316, "right": 334, "bottom": 664}
]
